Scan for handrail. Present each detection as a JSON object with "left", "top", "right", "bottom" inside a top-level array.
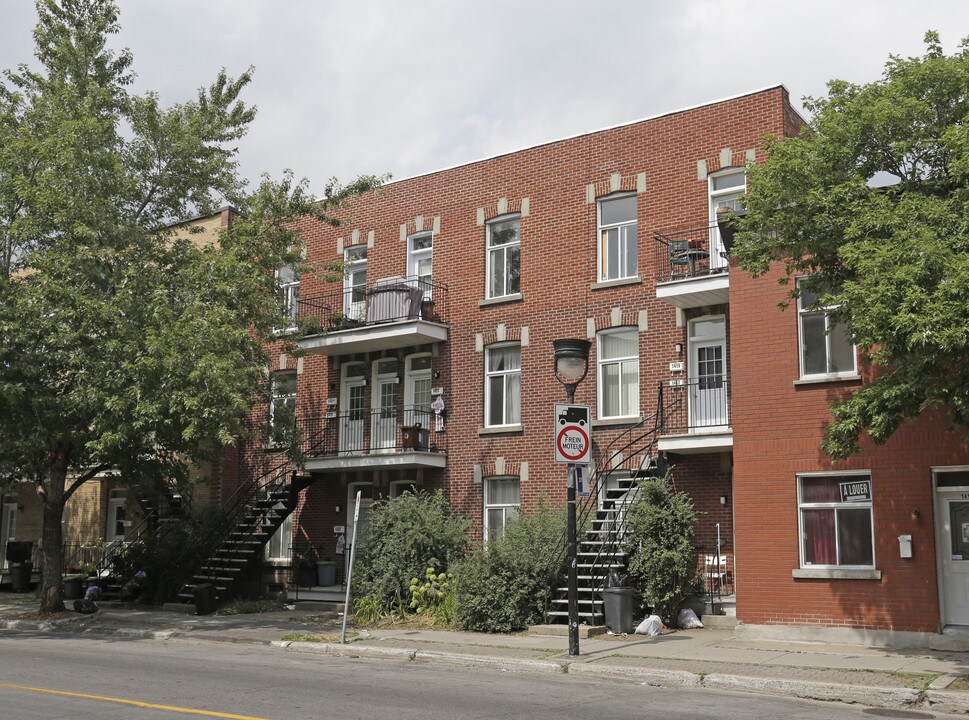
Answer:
[{"left": 542, "top": 384, "right": 685, "bottom": 622}]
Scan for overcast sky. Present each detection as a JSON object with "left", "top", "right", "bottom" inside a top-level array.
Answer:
[{"left": 2, "top": 1, "right": 968, "bottom": 193}]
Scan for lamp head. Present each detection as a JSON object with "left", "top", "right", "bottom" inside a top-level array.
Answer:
[{"left": 553, "top": 339, "right": 591, "bottom": 388}]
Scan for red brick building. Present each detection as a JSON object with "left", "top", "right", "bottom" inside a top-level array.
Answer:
[{"left": 226, "top": 85, "right": 969, "bottom": 644}]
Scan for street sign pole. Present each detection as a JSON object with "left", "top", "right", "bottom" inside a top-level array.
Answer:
[{"left": 566, "top": 461, "right": 579, "bottom": 656}]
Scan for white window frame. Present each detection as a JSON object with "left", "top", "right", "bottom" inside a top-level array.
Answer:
[
  {"left": 708, "top": 168, "right": 746, "bottom": 266},
  {"left": 597, "top": 193, "right": 638, "bottom": 282},
  {"left": 269, "top": 370, "right": 297, "bottom": 437},
  {"left": 597, "top": 328, "right": 640, "bottom": 420},
  {"left": 484, "top": 343, "right": 521, "bottom": 428},
  {"left": 344, "top": 244, "right": 368, "bottom": 320},
  {"left": 274, "top": 264, "right": 300, "bottom": 331},
  {"left": 484, "top": 476, "right": 520, "bottom": 544},
  {"left": 407, "top": 232, "right": 433, "bottom": 296},
  {"left": 486, "top": 215, "right": 521, "bottom": 299},
  {"left": 265, "top": 509, "right": 293, "bottom": 561},
  {"left": 796, "top": 278, "right": 857, "bottom": 380},
  {"left": 797, "top": 471, "right": 875, "bottom": 570}
]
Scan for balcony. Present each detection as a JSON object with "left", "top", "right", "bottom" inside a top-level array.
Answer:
[
  {"left": 653, "top": 224, "right": 729, "bottom": 309},
  {"left": 658, "top": 378, "right": 732, "bottom": 454},
  {"left": 296, "top": 276, "right": 449, "bottom": 356},
  {"left": 294, "top": 407, "right": 447, "bottom": 473}
]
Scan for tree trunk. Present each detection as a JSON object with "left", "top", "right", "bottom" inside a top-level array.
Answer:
[{"left": 40, "top": 445, "right": 70, "bottom": 613}]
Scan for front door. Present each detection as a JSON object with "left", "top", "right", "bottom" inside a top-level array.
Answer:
[
  {"left": 688, "top": 317, "right": 727, "bottom": 428},
  {"left": 106, "top": 491, "right": 127, "bottom": 545},
  {"left": 340, "top": 363, "right": 366, "bottom": 455},
  {"left": 371, "top": 359, "right": 399, "bottom": 452},
  {"left": 1, "top": 501, "right": 16, "bottom": 569},
  {"left": 938, "top": 489, "right": 969, "bottom": 625}
]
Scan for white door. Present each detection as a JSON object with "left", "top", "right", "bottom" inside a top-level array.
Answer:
[
  {"left": 404, "top": 354, "right": 432, "bottom": 427},
  {"left": 688, "top": 317, "right": 727, "bottom": 428},
  {"left": 938, "top": 491, "right": 969, "bottom": 625},
  {"left": 340, "top": 364, "right": 366, "bottom": 455},
  {"left": 106, "top": 493, "right": 127, "bottom": 545},
  {"left": 371, "top": 359, "right": 399, "bottom": 452},
  {"left": 1, "top": 502, "right": 16, "bottom": 569}
]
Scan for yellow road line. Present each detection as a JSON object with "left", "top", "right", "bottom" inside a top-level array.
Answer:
[{"left": 0, "top": 682, "right": 270, "bottom": 720}]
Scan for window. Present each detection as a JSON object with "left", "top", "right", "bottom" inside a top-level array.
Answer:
[
  {"left": 485, "top": 344, "right": 521, "bottom": 427},
  {"left": 344, "top": 245, "right": 368, "bottom": 320},
  {"left": 484, "top": 476, "right": 520, "bottom": 543},
  {"left": 266, "top": 510, "right": 292, "bottom": 561},
  {"left": 597, "top": 329, "right": 639, "bottom": 419},
  {"left": 597, "top": 194, "right": 637, "bottom": 282},
  {"left": 797, "top": 279, "right": 856, "bottom": 379},
  {"left": 709, "top": 169, "right": 745, "bottom": 266},
  {"left": 798, "top": 474, "right": 874, "bottom": 568},
  {"left": 269, "top": 371, "right": 297, "bottom": 443},
  {"left": 275, "top": 264, "right": 299, "bottom": 330},
  {"left": 486, "top": 216, "right": 520, "bottom": 298},
  {"left": 408, "top": 232, "right": 433, "bottom": 295}
]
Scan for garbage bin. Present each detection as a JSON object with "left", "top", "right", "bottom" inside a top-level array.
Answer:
[
  {"left": 603, "top": 587, "right": 634, "bottom": 634},
  {"left": 10, "top": 562, "right": 32, "bottom": 593},
  {"left": 64, "top": 575, "right": 84, "bottom": 600},
  {"left": 317, "top": 561, "right": 336, "bottom": 587},
  {"left": 193, "top": 583, "right": 217, "bottom": 616}
]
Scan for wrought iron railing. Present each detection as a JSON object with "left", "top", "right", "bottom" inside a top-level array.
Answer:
[
  {"left": 653, "top": 223, "right": 729, "bottom": 283},
  {"left": 658, "top": 376, "right": 731, "bottom": 433},
  {"left": 294, "top": 407, "right": 445, "bottom": 458},
  {"left": 297, "top": 275, "right": 448, "bottom": 334}
]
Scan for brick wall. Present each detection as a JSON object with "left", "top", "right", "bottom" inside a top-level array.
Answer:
[{"left": 730, "top": 260, "right": 969, "bottom": 632}]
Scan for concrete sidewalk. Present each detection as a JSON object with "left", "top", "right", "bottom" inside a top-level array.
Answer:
[{"left": 3, "top": 592, "right": 969, "bottom": 716}]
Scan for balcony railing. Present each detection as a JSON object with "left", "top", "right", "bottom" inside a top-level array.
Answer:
[
  {"left": 294, "top": 407, "right": 446, "bottom": 459},
  {"left": 653, "top": 223, "right": 728, "bottom": 283},
  {"left": 659, "top": 376, "right": 731, "bottom": 434},
  {"left": 297, "top": 275, "right": 448, "bottom": 334}
]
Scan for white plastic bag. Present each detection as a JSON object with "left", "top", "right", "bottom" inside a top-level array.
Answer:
[
  {"left": 677, "top": 607, "right": 704, "bottom": 629},
  {"left": 634, "top": 614, "right": 663, "bottom": 636}
]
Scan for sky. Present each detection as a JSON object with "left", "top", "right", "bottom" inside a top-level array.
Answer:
[{"left": 2, "top": 1, "right": 969, "bottom": 193}]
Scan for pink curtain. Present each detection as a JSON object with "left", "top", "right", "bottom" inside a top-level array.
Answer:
[{"left": 803, "top": 509, "right": 835, "bottom": 565}]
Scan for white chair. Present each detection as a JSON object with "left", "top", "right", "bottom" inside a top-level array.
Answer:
[{"left": 704, "top": 554, "right": 728, "bottom": 592}]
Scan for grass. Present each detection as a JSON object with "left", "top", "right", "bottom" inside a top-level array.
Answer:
[{"left": 281, "top": 630, "right": 356, "bottom": 643}]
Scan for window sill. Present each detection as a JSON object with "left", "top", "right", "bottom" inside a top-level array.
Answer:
[
  {"left": 794, "top": 373, "right": 861, "bottom": 386},
  {"left": 478, "top": 424, "right": 524, "bottom": 436},
  {"left": 593, "top": 416, "right": 642, "bottom": 428},
  {"left": 590, "top": 276, "right": 642, "bottom": 291},
  {"left": 479, "top": 293, "right": 523, "bottom": 308},
  {"left": 792, "top": 568, "right": 881, "bottom": 580}
]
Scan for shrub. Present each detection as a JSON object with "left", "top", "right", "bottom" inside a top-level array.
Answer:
[
  {"left": 624, "top": 475, "right": 698, "bottom": 626},
  {"left": 409, "top": 567, "right": 454, "bottom": 626},
  {"left": 352, "top": 490, "right": 469, "bottom": 613},
  {"left": 453, "top": 503, "right": 565, "bottom": 633}
]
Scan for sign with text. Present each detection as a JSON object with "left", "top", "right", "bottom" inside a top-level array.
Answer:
[
  {"left": 839, "top": 479, "right": 872, "bottom": 503},
  {"left": 554, "top": 403, "right": 591, "bottom": 464}
]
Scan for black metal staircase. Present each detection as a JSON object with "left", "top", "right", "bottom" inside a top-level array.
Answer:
[
  {"left": 544, "top": 387, "right": 679, "bottom": 626},
  {"left": 173, "top": 471, "right": 314, "bottom": 610}
]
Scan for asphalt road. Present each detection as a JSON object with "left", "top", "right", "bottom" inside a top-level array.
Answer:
[{"left": 0, "top": 631, "right": 947, "bottom": 720}]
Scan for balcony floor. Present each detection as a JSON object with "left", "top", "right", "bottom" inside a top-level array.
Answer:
[{"left": 296, "top": 319, "right": 449, "bottom": 355}]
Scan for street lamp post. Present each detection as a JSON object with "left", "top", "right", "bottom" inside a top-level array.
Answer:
[{"left": 552, "top": 338, "right": 590, "bottom": 658}]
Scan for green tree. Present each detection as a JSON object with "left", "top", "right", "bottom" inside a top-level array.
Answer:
[
  {"left": 0, "top": 0, "right": 380, "bottom": 611},
  {"left": 735, "top": 32, "right": 969, "bottom": 459}
]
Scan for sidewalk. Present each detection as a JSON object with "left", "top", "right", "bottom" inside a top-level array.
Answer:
[{"left": 3, "top": 592, "right": 969, "bottom": 715}]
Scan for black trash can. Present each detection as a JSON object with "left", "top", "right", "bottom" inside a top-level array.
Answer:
[
  {"left": 602, "top": 587, "right": 634, "bottom": 634},
  {"left": 193, "top": 583, "right": 217, "bottom": 616},
  {"left": 6, "top": 540, "right": 32, "bottom": 564},
  {"left": 10, "top": 562, "right": 32, "bottom": 593},
  {"left": 64, "top": 575, "right": 84, "bottom": 600}
]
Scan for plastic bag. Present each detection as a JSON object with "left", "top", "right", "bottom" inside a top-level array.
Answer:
[
  {"left": 677, "top": 607, "right": 704, "bottom": 629},
  {"left": 634, "top": 614, "right": 663, "bottom": 636}
]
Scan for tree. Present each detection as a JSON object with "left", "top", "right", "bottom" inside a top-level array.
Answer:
[
  {"left": 0, "top": 0, "right": 381, "bottom": 611},
  {"left": 735, "top": 32, "right": 969, "bottom": 460}
]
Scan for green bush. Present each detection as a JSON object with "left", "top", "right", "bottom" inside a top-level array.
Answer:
[
  {"left": 624, "top": 475, "right": 699, "bottom": 626},
  {"left": 352, "top": 490, "right": 469, "bottom": 613},
  {"left": 453, "top": 503, "right": 565, "bottom": 633},
  {"left": 409, "top": 567, "right": 454, "bottom": 625}
]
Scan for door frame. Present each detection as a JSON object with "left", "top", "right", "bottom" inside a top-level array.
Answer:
[
  {"left": 687, "top": 315, "right": 727, "bottom": 429},
  {"left": 339, "top": 362, "right": 367, "bottom": 454},
  {"left": 106, "top": 489, "right": 128, "bottom": 545},
  {"left": 1, "top": 497, "right": 16, "bottom": 569},
  {"left": 935, "top": 466, "right": 969, "bottom": 627},
  {"left": 370, "top": 359, "right": 399, "bottom": 452}
]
